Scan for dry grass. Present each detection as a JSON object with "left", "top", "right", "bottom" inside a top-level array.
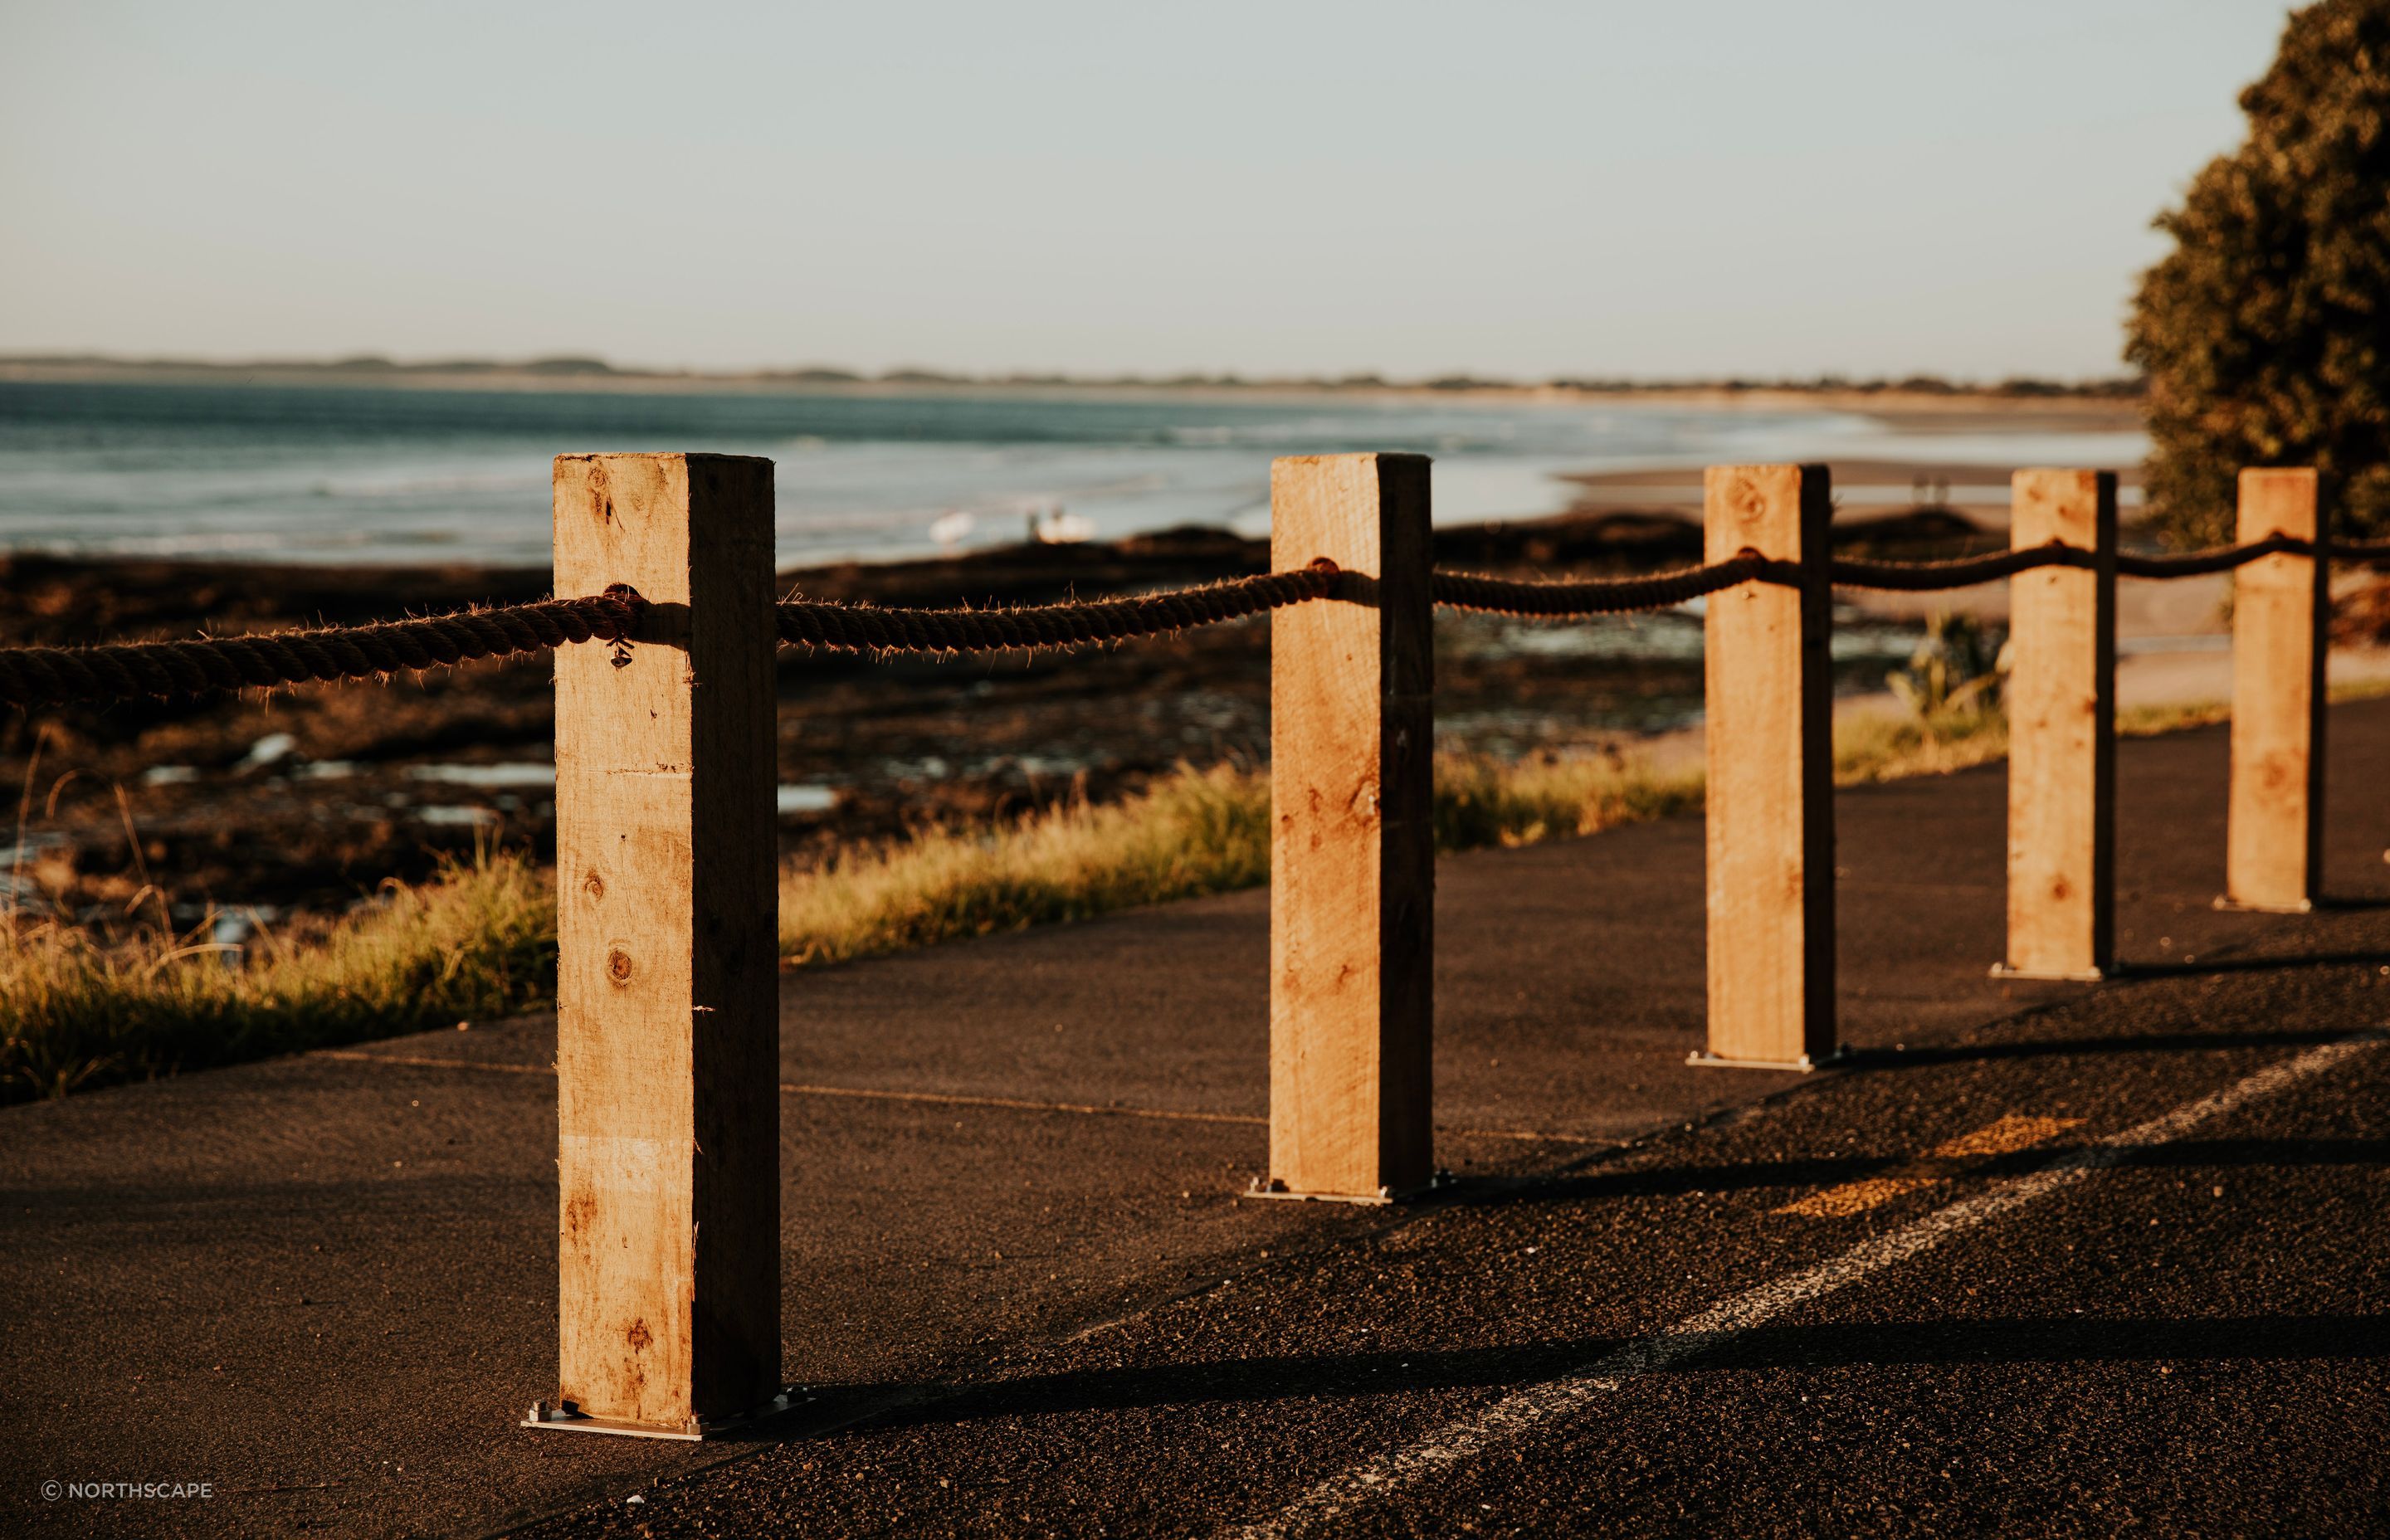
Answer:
[
  {"left": 1, "top": 847, "right": 554, "bottom": 1102},
  {"left": 778, "top": 763, "right": 1270, "bottom": 967},
  {"left": 1832, "top": 706, "right": 2012, "bottom": 784},
  {"left": 776, "top": 698, "right": 2067, "bottom": 970},
  {"left": 1431, "top": 751, "right": 1707, "bottom": 850},
  {"left": 777, "top": 753, "right": 1710, "bottom": 968},
  {"left": 22, "top": 680, "right": 2382, "bottom": 1102}
]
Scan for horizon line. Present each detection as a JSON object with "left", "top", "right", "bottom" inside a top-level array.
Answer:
[{"left": 0, "top": 351, "right": 2148, "bottom": 400}]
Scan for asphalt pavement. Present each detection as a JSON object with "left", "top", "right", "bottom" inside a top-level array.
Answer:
[
  {"left": 537, "top": 960, "right": 2390, "bottom": 1538},
  {"left": 5, "top": 702, "right": 2388, "bottom": 1538}
]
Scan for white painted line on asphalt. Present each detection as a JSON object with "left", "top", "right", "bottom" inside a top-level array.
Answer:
[{"left": 1220, "top": 1034, "right": 2380, "bottom": 1540}]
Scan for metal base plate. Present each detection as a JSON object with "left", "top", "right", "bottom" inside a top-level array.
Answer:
[
  {"left": 521, "top": 1386, "right": 806, "bottom": 1440},
  {"left": 1685, "top": 1048, "right": 1845, "bottom": 1073},
  {"left": 1243, "top": 1169, "right": 1456, "bottom": 1206},
  {"left": 1988, "top": 962, "right": 2106, "bottom": 983},
  {"left": 2212, "top": 894, "right": 2314, "bottom": 915}
]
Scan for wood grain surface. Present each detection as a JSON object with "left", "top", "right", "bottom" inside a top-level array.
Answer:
[
  {"left": 2227, "top": 467, "right": 2326, "bottom": 911},
  {"left": 2003, "top": 468, "right": 2117, "bottom": 979},
  {"left": 551, "top": 452, "right": 780, "bottom": 1430},
  {"left": 1266, "top": 454, "right": 1434, "bottom": 1197},
  {"left": 1700, "top": 464, "right": 1836, "bottom": 1066}
]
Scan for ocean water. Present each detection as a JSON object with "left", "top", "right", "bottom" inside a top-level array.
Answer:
[{"left": 0, "top": 380, "right": 2146, "bottom": 568}]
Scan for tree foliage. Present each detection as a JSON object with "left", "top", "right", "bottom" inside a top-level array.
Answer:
[{"left": 2126, "top": 0, "right": 2390, "bottom": 545}]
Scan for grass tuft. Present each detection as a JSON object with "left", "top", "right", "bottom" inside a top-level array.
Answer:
[
  {"left": 778, "top": 763, "right": 1271, "bottom": 967},
  {"left": 777, "top": 753, "right": 1711, "bottom": 968},
  {"left": 1, "top": 847, "right": 554, "bottom": 1102},
  {"left": 1833, "top": 706, "right": 2012, "bottom": 784},
  {"left": 1432, "top": 752, "right": 1706, "bottom": 851}
]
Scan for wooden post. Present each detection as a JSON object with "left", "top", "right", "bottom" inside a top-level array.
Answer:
[
  {"left": 1260, "top": 453, "right": 1434, "bottom": 1201},
  {"left": 2224, "top": 467, "right": 2326, "bottom": 912},
  {"left": 534, "top": 452, "right": 782, "bottom": 1438},
  {"left": 1693, "top": 464, "right": 1836, "bottom": 1070},
  {"left": 1998, "top": 469, "right": 2117, "bottom": 981}
]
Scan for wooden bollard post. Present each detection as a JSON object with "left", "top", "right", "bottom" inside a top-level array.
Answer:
[
  {"left": 2224, "top": 467, "right": 2327, "bottom": 913},
  {"left": 1998, "top": 469, "right": 2117, "bottom": 981},
  {"left": 1259, "top": 453, "right": 1435, "bottom": 1201},
  {"left": 532, "top": 453, "right": 783, "bottom": 1438},
  {"left": 1693, "top": 464, "right": 1836, "bottom": 1070}
]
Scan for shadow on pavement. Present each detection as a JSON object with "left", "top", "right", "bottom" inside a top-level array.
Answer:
[
  {"left": 790, "top": 1313, "right": 2390, "bottom": 1435},
  {"left": 1435, "top": 1137, "right": 2390, "bottom": 1210},
  {"left": 1840, "top": 1024, "right": 2369, "bottom": 1069},
  {"left": 2106, "top": 951, "right": 2390, "bottom": 980},
  {"left": 1686, "top": 1313, "right": 2390, "bottom": 1370}
]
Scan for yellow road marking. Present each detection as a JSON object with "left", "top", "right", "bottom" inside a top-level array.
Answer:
[
  {"left": 1776, "top": 1114, "right": 2084, "bottom": 1218},
  {"left": 1932, "top": 1114, "right": 2081, "bottom": 1158},
  {"left": 1788, "top": 1175, "right": 1936, "bottom": 1218}
]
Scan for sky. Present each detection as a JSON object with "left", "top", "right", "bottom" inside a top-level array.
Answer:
[{"left": 0, "top": 1, "right": 2300, "bottom": 382}]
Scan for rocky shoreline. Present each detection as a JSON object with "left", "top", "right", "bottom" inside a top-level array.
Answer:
[{"left": 0, "top": 504, "right": 1988, "bottom": 928}]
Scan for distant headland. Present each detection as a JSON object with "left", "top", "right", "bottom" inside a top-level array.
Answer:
[{"left": 0, "top": 352, "right": 2144, "bottom": 415}]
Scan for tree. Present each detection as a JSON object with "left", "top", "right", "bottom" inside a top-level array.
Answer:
[{"left": 2125, "top": 0, "right": 2390, "bottom": 546}]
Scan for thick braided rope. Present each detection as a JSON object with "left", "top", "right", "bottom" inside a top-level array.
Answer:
[
  {"left": 1832, "top": 534, "right": 2369, "bottom": 589},
  {"left": 775, "top": 566, "right": 1337, "bottom": 654},
  {"left": 0, "top": 590, "right": 646, "bottom": 709},
  {"left": 1438, "top": 531, "right": 2378, "bottom": 611},
  {"left": 1429, "top": 553, "right": 1797, "bottom": 616},
  {"left": 2115, "top": 534, "right": 2313, "bottom": 578},
  {"left": 12, "top": 528, "right": 2390, "bottom": 704},
  {"left": 1829, "top": 541, "right": 2092, "bottom": 591}
]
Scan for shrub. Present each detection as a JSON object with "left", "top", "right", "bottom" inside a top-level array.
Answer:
[{"left": 2124, "top": 0, "right": 2390, "bottom": 544}]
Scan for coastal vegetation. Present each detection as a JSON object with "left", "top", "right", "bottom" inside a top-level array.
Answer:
[
  {"left": 2127, "top": 0, "right": 2390, "bottom": 543},
  {"left": 2, "top": 692, "right": 2324, "bottom": 1104},
  {"left": 1, "top": 845, "right": 553, "bottom": 1100}
]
